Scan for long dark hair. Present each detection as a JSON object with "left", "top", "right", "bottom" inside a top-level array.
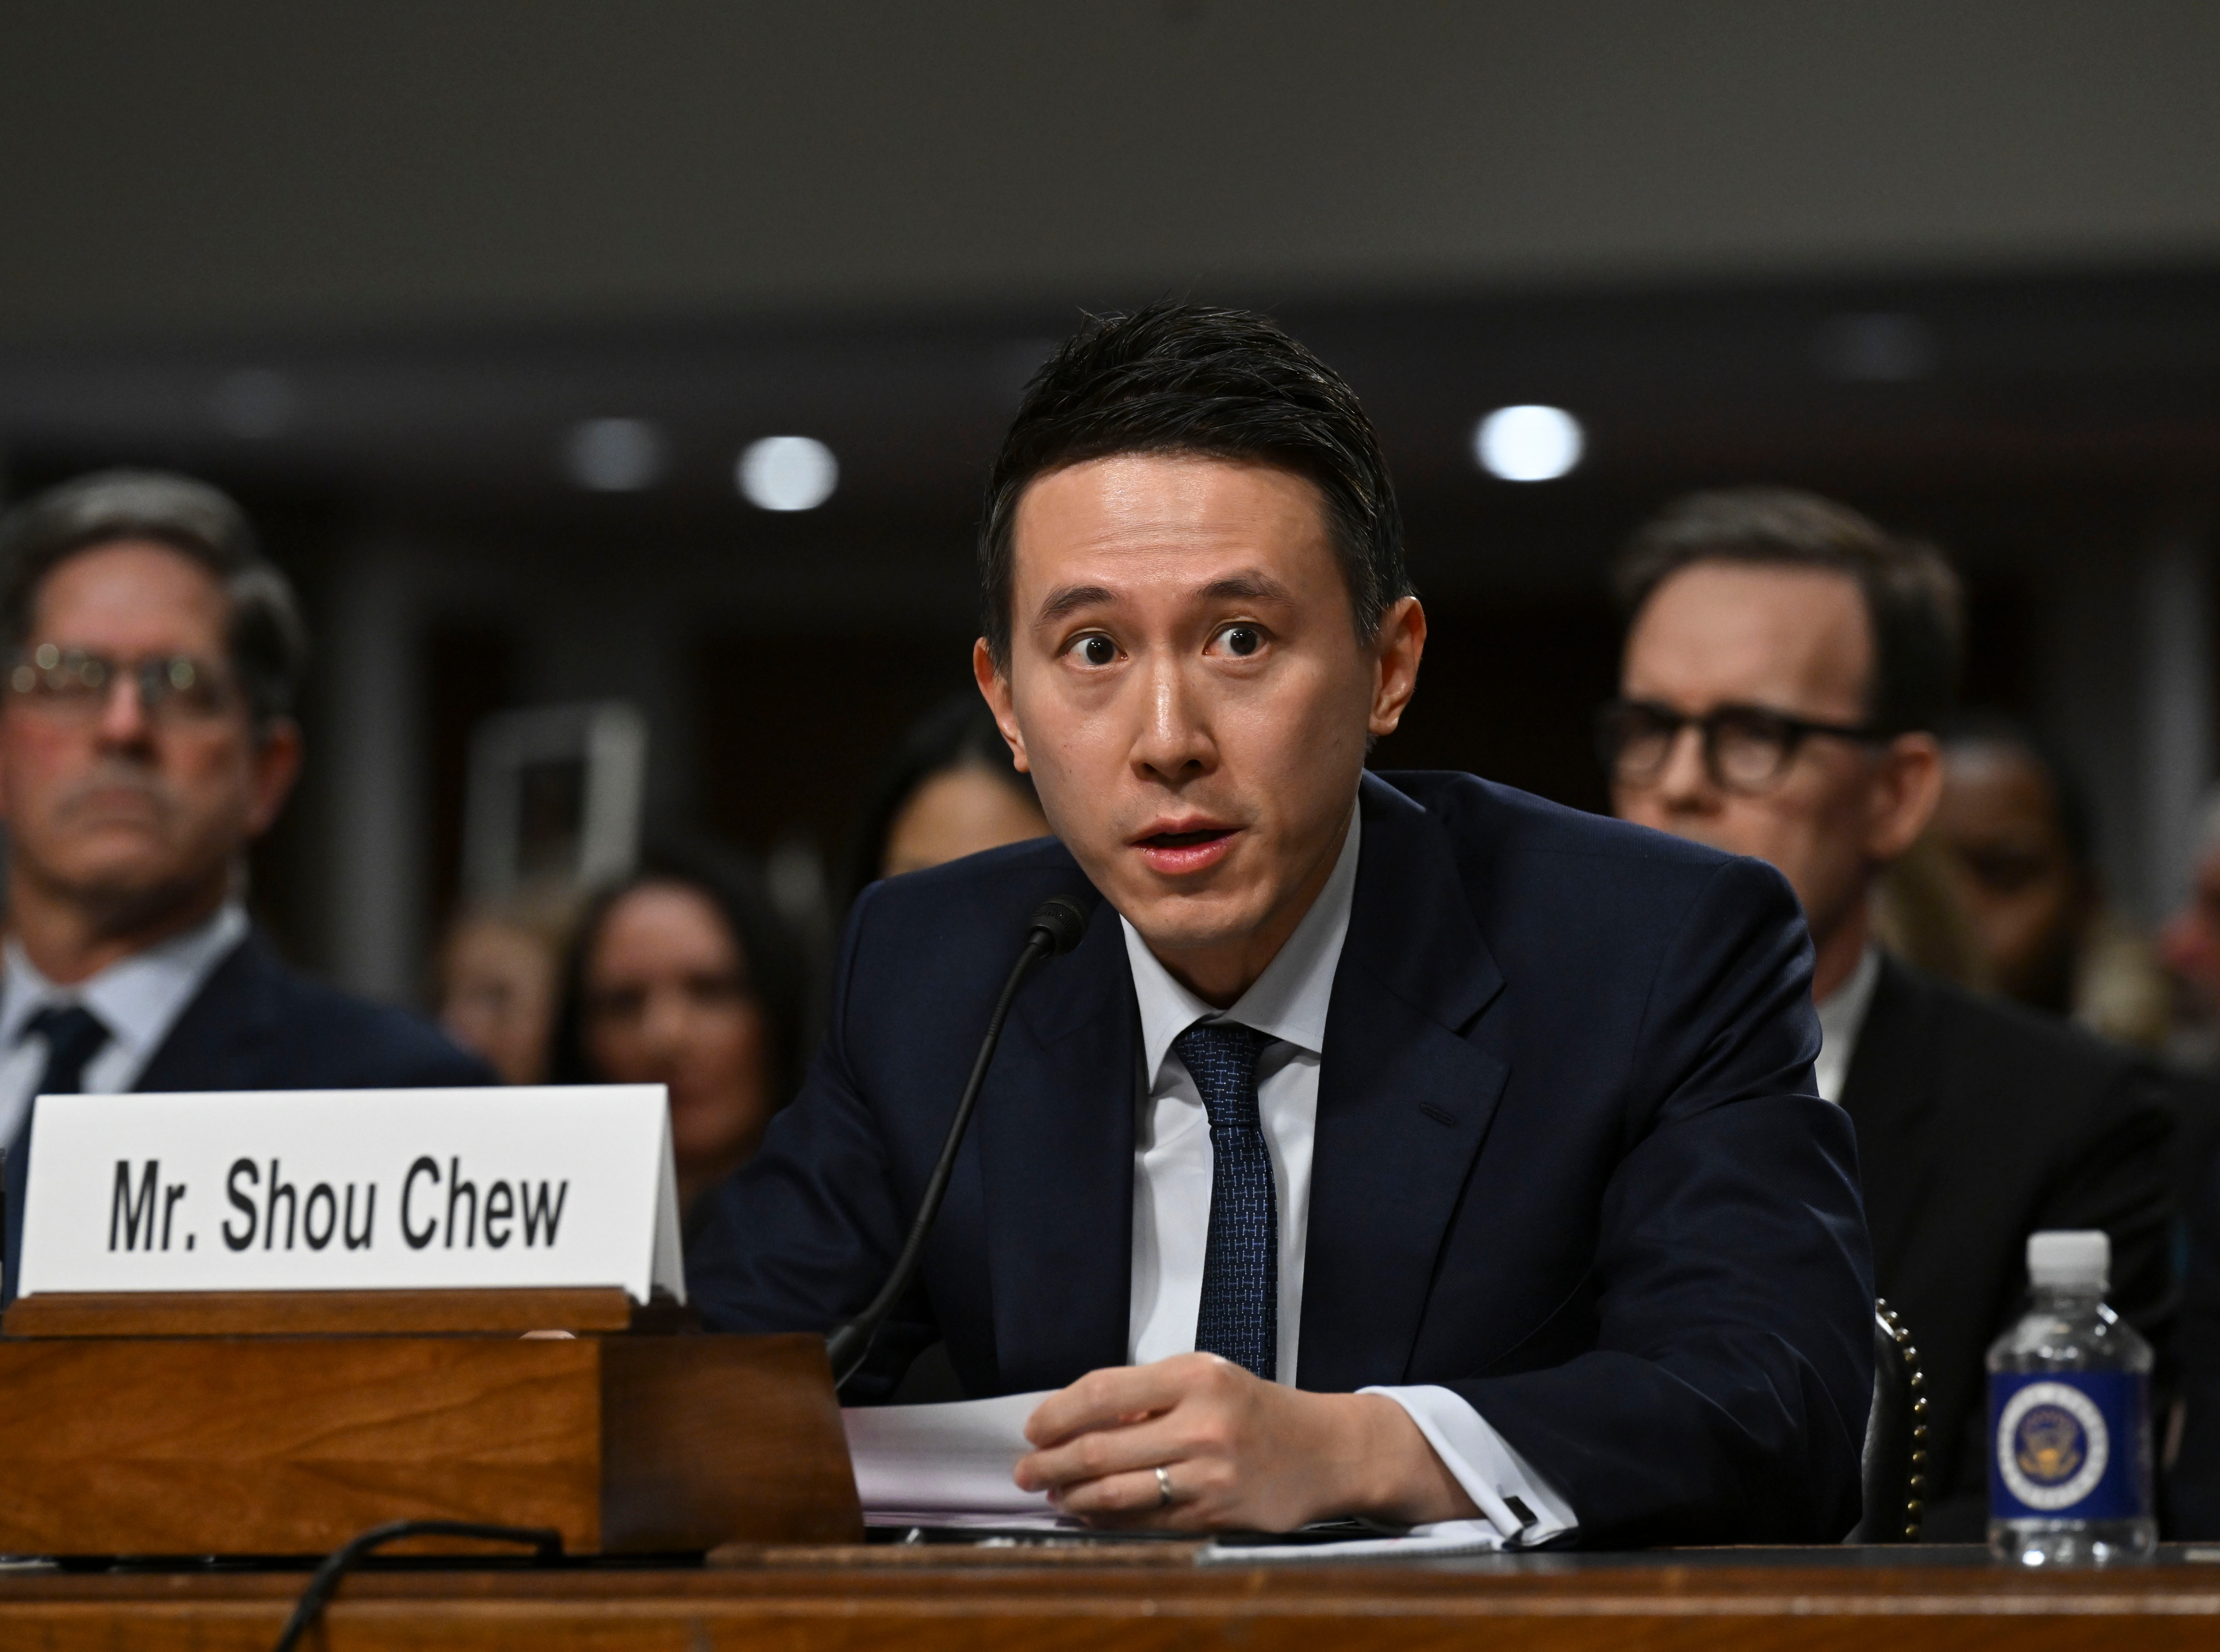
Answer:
[
  {"left": 841, "top": 693, "right": 1038, "bottom": 909},
  {"left": 548, "top": 839, "right": 808, "bottom": 1107}
]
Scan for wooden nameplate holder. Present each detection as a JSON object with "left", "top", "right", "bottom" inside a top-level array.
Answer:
[{"left": 0, "top": 1288, "right": 863, "bottom": 1556}]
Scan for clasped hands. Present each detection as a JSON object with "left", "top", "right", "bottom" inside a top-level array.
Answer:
[{"left": 1012, "top": 1351, "right": 1479, "bottom": 1531}]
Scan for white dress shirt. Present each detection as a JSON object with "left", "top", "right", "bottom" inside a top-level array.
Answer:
[
  {"left": 0, "top": 902, "right": 250, "bottom": 1145},
  {"left": 1812, "top": 944, "right": 1882, "bottom": 1106},
  {"left": 1120, "top": 803, "right": 1576, "bottom": 1544}
]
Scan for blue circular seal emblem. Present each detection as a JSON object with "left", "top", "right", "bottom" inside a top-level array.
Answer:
[{"left": 1997, "top": 1382, "right": 2109, "bottom": 1511}]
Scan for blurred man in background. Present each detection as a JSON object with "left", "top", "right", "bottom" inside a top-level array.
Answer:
[
  {"left": 2162, "top": 792, "right": 2220, "bottom": 1072},
  {"left": 0, "top": 471, "right": 491, "bottom": 1294},
  {"left": 1931, "top": 715, "right": 2169, "bottom": 1051},
  {"left": 1932, "top": 719, "right": 2220, "bottom": 1225},
  {"left": 1604, "top": 486, "right": 2175, "bottom": 1539},
  {"left": 2161, "top": 792, "right": 2220, "bottom": 1534}
]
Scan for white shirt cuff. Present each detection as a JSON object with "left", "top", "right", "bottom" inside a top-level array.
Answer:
[{"left": 1361, "top": 1383, "right": 1579, "bottom": 1546}]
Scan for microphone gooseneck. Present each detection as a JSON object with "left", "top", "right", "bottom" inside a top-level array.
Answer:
[{"left": 824, "top": 895, "right": 1090, "bottom": 1387}]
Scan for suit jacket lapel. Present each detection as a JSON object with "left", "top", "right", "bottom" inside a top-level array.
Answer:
[
  {"left": 1300, "top": 775, "right": 1511, "bottom": 1392},
  {"left": 133, "top": 932, "right": 269, "bottom": 1093},
  {"left": 1837, "top": 956, "right": 1941, "bottom": 1287},
  {"left": 976, "top": 896, "right": 1137, "bottom": 1392}
]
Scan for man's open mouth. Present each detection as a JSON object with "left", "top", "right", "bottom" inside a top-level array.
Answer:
[{"left": 1140, "top": 827, "right": 1235, "bottom": 849}]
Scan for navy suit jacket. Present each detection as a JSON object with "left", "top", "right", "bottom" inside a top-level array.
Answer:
[
  {"left": 3, "top": 929, "right": 493, "bottom": 1302},
  {"left": 689, "top": 771, "right": 1875, "bottom": 1545}
]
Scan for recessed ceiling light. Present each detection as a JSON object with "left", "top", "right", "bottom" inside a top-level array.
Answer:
[
  {"left": 562, "top": 418, "right": 667, "bottom": 492},
  {"left": 1474, "top": 405, "right": 1584, "bottom": 482},
  {"left": 736, "top": 436, "right": 838, "bottom": 512}
]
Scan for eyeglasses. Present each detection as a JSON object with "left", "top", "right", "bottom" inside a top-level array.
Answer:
[
  {"left": 6, "top": 645, "right": 238, "bottom": 724},
  {"left": 1596, "top": 698, "right": 1883, "bottom": 796}
]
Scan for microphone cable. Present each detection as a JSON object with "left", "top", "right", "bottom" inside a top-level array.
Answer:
[
  {"left": 824, "top": 895, "right": 1089, "bottom": 1386},
  {"left": 271, "top": 1519, "right": 562, "bottom": 1652}
]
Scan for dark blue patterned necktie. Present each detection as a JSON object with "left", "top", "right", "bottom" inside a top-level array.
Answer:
[
  {"left": 1175, "top": 1019, "right": 1277, "bottom": 1381},
  {"left": 24, "top": 1004, "right": 111, "bottom": 1098}
]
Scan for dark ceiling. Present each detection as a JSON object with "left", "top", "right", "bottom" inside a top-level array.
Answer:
[{"left": 4, "top": 265, "right": 2213, "bottom": 593}]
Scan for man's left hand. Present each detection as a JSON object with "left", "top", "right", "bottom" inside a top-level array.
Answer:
[{"left": 1012, "top": 1352, "right": 1479, "bottom": 1531}]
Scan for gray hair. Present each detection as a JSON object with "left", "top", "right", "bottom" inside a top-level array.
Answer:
[{"left": 0, "top": 470, "right": 309, "bottom": 725}]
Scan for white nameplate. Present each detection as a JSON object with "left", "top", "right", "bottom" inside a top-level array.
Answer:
[{"left": 14, "top": 1086, "right": 683, "bottom": 1303}]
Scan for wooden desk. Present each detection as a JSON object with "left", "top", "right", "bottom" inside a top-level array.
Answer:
[{"left": 5, "top": 1544, "right": 2220, "bottom": 1650}]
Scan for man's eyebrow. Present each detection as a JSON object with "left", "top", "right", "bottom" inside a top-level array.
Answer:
[
  {"left": 1035, "top": 584, "right": 1117, "bottom": 626},
  {"left": 1198, "top": 571, "right": 1293, "bottom": 604},
  {"left": 1033, "top": 570, "right": 1292, "bottom": 628}
]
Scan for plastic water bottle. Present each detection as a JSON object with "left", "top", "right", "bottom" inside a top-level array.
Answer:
[{"left": 1986, "top": 1230, "right": 2155, "bottom": 1564}]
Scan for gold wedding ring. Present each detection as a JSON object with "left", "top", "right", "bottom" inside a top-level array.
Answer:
[{"left": 1154, "top": 1465, "right": 1174, "bottom": 1509}]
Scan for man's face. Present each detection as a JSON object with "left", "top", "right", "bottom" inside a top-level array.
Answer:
[
  {"left": 1933, "top": 741, "right": 2087, "bottom": 1007},
  {"left": 0, "top": 541, "right": 300, "bottom": 928},
  {"left": 1614, "top": 561, "right": 1936, "bottom": 950},
  {"left": 2161, "top": 851, "right": 2220, "bottom": 1021},
  {"left": 975, "top": 454, "right": 1422, "bottom": 1002}
]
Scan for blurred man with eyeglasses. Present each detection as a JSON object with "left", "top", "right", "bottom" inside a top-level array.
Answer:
[
  {"left": 0, "top": 471, "right": 491, "bottom": 1299},
  {"left": 1602, "top": 486, "right": 2174, "bottom": 1539}
]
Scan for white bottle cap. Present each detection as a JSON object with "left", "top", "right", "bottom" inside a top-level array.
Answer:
[{"left": 2027, "top": 1230, "right": 2109, "bottom": 1290}]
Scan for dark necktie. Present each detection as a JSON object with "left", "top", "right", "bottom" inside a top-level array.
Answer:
[
  {"left": 1175, "top": 1019, "right": 1277, "bottom": 1381},
  {"left": 24, "top": 1004, "right": 112, "bottom": 1099}
]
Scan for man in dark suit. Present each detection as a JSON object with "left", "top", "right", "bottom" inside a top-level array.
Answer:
[
  {"left": 0, "top": 471, "right": 491, "bottom": 1297},
  {"left": 689, "top": 305, "right": 1874, "bottom": 1546},
  {"left": 1605, "top": 487, "right": 2175, "bottom": 1539}
]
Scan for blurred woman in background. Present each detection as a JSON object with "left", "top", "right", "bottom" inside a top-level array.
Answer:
[
  {"left": 435, "top": 887, "right": 579, "bottom": 1086},
  {"left": 550, "top": 843, "right": 805, "bottom": 1235},
  {"left": 845, "top": 694, "right": 1049, "bottom": 903}
]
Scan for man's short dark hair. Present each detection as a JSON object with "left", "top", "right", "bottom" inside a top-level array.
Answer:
[
  {"left": 1612, "top": 486, "right": 1962, "bottom": 736},
  {"left": 978, "top": 302, "right": 1411, "bottom": 668},
  {"left": 0, "top": 469, "right": 309, "bottom": 726}
]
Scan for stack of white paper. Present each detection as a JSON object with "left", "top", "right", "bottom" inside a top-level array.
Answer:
[
  {"left": 840, "top": 1394, "right": 1521, "bottom": 1556},
  {"left": 841, "top": 1392, "right": 1065, "bottom": 1528},
  {"left": 1202, "top": 1520, "right": 1511, "bottom": 1563}
]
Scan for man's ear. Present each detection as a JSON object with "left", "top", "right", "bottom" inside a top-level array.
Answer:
[
  {"left": 243, "top": 717, "right": 304, "bottom": 838},
  {"left": 972, "top": 639, "right": 1031, "bottom": 774},
  {"left": 1868, "top": 731, "right": 1944, "bottom": 861},
  {"left": 1366, "top": 596, "right": 1427, "bottom": 740}
]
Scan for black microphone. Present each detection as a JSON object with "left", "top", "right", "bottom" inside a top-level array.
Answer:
[{"left": 824, "top": 894, "right": 1091, "bottom": 1387}]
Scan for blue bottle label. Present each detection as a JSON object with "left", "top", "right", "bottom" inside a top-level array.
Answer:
[{"left": 1989, "top": 1370, "right": 2150, "bottom": 1521}]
